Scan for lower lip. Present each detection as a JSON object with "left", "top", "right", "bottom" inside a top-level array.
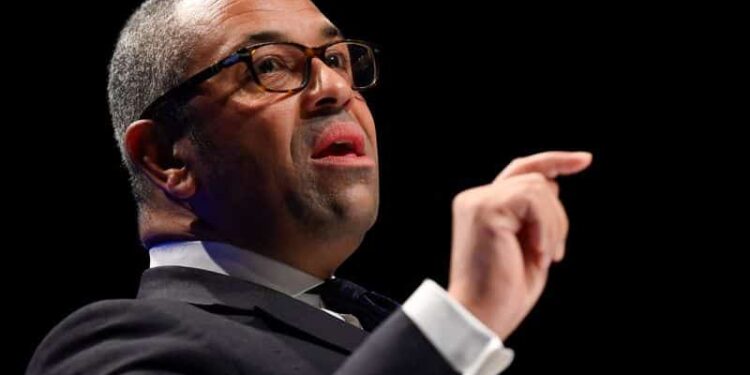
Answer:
[{"left": 310, "top": 154, "right": 376, "bottom": 168}]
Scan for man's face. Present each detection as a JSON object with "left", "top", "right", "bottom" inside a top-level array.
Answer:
[{"left": 178, "top": 0, "right": 379, "bottom": 252}]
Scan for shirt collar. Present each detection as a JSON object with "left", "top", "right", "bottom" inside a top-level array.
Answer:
[{"left": 148, "top": 240, "right": 324, "bottom": 298}]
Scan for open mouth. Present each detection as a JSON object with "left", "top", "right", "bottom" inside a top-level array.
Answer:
[{"left": 311, "top": 124, "right": 366, "bottom": 159}]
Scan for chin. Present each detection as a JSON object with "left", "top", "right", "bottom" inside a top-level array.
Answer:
[
  {"left": 284, "top": 178, "right": 378, "bottom": 235},
  {"left": 337, "top": 183, "right": 379, "bottom": 229},
  {"left": 314, "top": 181, "right": 379, "bottom": 240}
]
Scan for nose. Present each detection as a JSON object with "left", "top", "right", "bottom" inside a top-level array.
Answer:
[{"left": 299, "top": 58, "right": 354, "bottom": 116}]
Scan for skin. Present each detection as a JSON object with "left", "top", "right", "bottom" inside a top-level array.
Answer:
[
  {"left": 447, "top": 151, "right": 592, "bottom": 339},
  {"left": 123, "top": 0, "right": 593, "bottom": 340},
  {"left": 126, "top": 0, "right": 379, "bottom": 279}
]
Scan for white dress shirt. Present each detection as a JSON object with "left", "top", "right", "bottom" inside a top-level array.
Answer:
[{"left": 150, "top": 241, "right": 514, "bottom": 374}]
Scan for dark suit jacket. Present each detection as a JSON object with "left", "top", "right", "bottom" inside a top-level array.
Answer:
[{"left": 27, "top": 266, "right": 458, "bottom": 374}]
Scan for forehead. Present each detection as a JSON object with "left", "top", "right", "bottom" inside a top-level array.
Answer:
[{"left": 178, "top": 0, "right": 338, "bottom": 65}]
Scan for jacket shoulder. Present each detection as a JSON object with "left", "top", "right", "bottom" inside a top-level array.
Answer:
[{"left": 26, "top": 299, "right": 241, "bottom": 375}]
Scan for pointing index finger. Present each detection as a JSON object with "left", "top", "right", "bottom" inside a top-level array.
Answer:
[{"left": 495, "top": 151, "right": 593, "bottom": 182}]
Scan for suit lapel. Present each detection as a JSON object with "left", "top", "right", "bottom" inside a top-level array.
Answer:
[{"left": 137, "top": 266, "right": 368, "bottom": 353}]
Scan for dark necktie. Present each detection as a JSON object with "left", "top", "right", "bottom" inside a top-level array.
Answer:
[{"left": 310, "top": 278, "right": 400, "bottom": 332}]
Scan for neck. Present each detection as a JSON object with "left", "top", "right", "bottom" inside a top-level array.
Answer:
[{"left": 140, "top": 209, "right": 364, "bottom": 280}]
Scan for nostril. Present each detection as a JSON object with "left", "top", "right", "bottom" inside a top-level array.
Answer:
[{"left": 314, "top": 97, "right": 337, "bottom": 107}]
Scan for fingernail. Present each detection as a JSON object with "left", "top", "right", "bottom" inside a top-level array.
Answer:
[{"left": 576, "top": 151, "right": 593, "bottom": 161}]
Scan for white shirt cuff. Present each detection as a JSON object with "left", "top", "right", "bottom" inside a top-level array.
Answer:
[{"left": 402, "top": 279, "right": 514, "bottom": 375}]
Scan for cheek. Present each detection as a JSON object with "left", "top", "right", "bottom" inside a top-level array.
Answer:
[
  {"left": 227, "top": 97, "right": 300, "bottom": 163},
  {"left": 351, "top": 98, "right": 378, "bottom": 156}
]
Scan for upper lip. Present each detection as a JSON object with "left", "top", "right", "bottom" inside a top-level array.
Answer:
[{"left": 310, "top": 122, "right": 367, "bottom": 159}]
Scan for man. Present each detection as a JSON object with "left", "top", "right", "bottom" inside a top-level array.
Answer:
[{"left": 28, "top": 0, "right": 592, "bottom": 373}]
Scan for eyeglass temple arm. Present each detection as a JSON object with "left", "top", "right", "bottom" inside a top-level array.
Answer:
[{"left": 140, "top": 52, "right": 247, "bottom": 119}]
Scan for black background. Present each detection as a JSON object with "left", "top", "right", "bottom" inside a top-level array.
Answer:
[{"left": 9, "top": 1, "right": 737, "bottom": 373}]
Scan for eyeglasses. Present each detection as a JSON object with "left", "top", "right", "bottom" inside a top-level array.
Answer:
[{"left": 139, "top": 39, "right": 378, "bottom": 120}]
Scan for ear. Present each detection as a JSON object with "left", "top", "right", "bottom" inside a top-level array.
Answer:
[{"left": 123, "top": 119, "right": 197, "bottom": 200}]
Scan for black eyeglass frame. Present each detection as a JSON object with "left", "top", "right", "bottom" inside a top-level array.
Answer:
[{"left": 138, "top": 39, "right": 378, "bottom": 120}]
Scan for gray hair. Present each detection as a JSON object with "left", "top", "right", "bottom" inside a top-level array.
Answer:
[{"left": 107, "top": 0, "right": 201, "bottom": 204}]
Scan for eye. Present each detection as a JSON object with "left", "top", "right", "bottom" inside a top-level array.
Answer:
[
  {"left": 255, "top": 57, "right": 286, "bottom": 75},
  {"left": 324, "top": 53, "right": 347, "bottom": 69},
  {"left": 352, "top": 54, "right": 369, "bottom": 70}
]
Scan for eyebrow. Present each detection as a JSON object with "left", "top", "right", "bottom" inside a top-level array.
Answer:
[{"left": 244, "top": 25, "right": 343, "bottom": 45}]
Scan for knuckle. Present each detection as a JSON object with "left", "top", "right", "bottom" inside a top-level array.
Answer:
[
  {"left": 452, "top": 188, "right": 481, "bottom": 213},
  {"left": 527, "top": 172, "right": 547, "bottom": 183},
  {"left": 453, "top": 187, "right": 499, "bottom": 222},
  {"left": 452, "top": 190, "right": 469, "bottom": 210},
  {"left": 520, "top": 173, "right": 547, "bottom": 194}
]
